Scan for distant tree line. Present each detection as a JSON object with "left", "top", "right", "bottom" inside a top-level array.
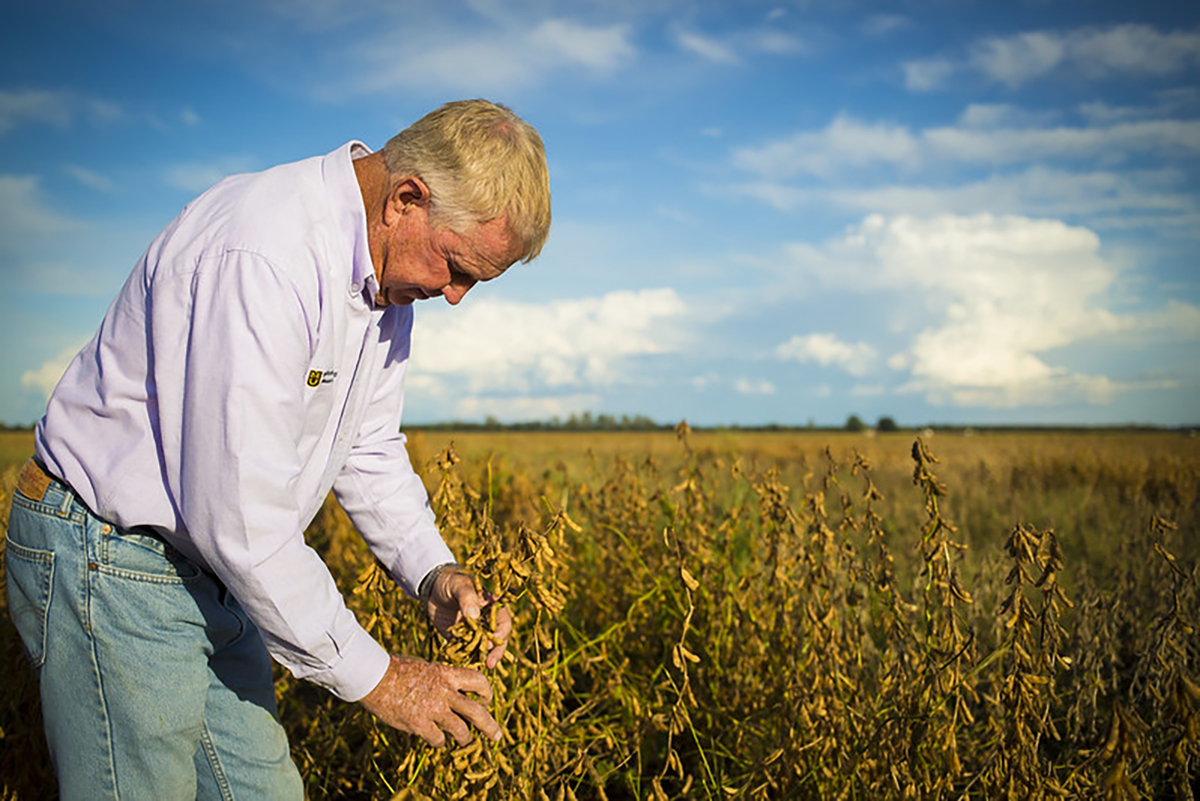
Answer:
[
  {"left": 405, "top": 414, "right": 1189, "bottom": 434},
  {"left": 412, "top": 412, "right": 669, "bottom": 432},
  {"left": 844, "top": 415, "right": 899, "bottom": 432},
  {"left": 411, "top": 412, "right": 911, "bottom": 433}
]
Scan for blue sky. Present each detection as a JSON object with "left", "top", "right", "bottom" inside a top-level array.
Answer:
[{"left": 2, "top": 0, "right": 1197, "bottom": 427}]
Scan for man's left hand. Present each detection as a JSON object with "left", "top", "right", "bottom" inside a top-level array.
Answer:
[{"left": 426, "top": 568, "right": 513, "bottom": 669}]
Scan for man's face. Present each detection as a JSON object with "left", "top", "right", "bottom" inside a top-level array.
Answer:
[{"left": 375, "top": 205, "right": 516, "bottom": 308}]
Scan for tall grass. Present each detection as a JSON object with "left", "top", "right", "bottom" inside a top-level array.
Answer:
[{"left": 2, "top": 429, "right": 1197, "bottom": 798}]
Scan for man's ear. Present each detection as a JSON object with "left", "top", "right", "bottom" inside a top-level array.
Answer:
[{"left": 383, "top": 176, "right": 430, "bottom": 226}]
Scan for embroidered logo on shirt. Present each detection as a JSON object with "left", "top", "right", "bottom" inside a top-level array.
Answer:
[{"left": 307, "top": 370, "right": 338, "bottom": 387}]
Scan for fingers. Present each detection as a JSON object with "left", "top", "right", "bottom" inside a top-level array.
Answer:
[
  {"left": 442, "top": 662, "right": 494, "bottom": 703},
  {"left": 448, "top": 691, "right": 503, "bottom": 743},
  {"left": 429, "top": 570, "right": 515, "bottom": 670},
  {"left": 485, "top": 605, "right": 514, "bottom": 669},
  {"left": 437, "top": 709, "right": 474, "bottom": 746},
  {"left": 445, "top": 572, "right": 483, "bottom": 620},
  {"left": 417, "top": 723, "right": 447, "bottom": 748},
  {"left": 360, "top": 657, "right": 503, "bottom": 747}
]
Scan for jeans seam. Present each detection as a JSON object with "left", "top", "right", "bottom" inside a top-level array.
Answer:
[
  {"left": 200, "top": 721, "right": 236, "bottom": 801},
  {"left": 85, "top": 575, "right": 121, "bottom": 799}
]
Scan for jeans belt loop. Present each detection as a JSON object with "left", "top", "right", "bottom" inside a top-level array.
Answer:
[{"left": 58, "top": 477, "right": 74, "bottom": 515}]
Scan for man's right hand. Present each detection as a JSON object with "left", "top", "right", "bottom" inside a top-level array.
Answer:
[{"left": 358, "top": 655, "right": 502, "bottom": 747}]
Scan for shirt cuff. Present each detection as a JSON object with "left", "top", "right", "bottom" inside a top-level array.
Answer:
[
  {"left": 308, "top": 623, "right": 392, "bottom": 702},
  {"left": 392, "top": 537, "right": 458, "bottom": 599}
]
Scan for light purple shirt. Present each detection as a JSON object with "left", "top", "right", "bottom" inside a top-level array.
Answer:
[{"left": 35, "top": 141, "right": 456, "bottom": 701}]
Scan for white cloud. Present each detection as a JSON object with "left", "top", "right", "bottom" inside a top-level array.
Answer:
[
  {"left": 0, "top": 176, "right": 83, "bottom": 247},
  {"left": 164, "top": 157, "right": 259, "bottom": 193},
  {"left": 970, "top": 31, "right": 1068, "bottom": 89},
  {"left": 450, "top": 393, "right": 602, "bottom": 422},
  {"left": 776, "top": 333, "right": 877, "bottom": 376},
  {"left": 354, "top": 18, "right": 634, "bottom": 95},
  {"left": 903, "top": 58, "right": 955, "bottom": 92},
  {"left": 676, "top": 29, "right": 738, "bottom": 64},
  {"left": 863, "top": 14, "right": 911, "bottom": 37},
  {"left": 733, "top": 114, "right": 920, "bottom": 179},
  {"left": 408, "top": 288, "right": 688, "bottom": 394},
  {"left": 781, "top": 213, "right": 1197, "bottom": 408},
  {"left": 957, "top": 103, "right": 1059, "bottom": 129},
  {"left": 528, "top": 19, "right": 633, "bottom": 71},
  {"left": 917, "top": 24, "right": 1200, "bottom": 91},
  {"left": 820, "top": 167, "right": 1197, "bottom": 229},
  {"left": 923, "top": 118, "right": 1200, "bottom": 165},
  {"left": 1058, "top": 24, "right": 1200, "bottom": 79},
  {"left": 0, "top": 89, "right": 72, "bottom": 133},
  {"left": 732, "top": 112, "right": 1200, "bottom": 180},
  {"left": 64, "top": 165, "right": 117, "bottom": 193},
  {"left": 734, "top": 378, "right": 775, "bottom": 395},
  {"left": 753, "top": 30, "right": 804, "bottom": 55},
  {"left": 21, "top": 342, "right": 88, "bottom": 399}
]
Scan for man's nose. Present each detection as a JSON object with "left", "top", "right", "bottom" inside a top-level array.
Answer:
[
  {"left": 441, "top": 283, "right": 468, "bottom": 305},
  {"left": 441, "top": 277, "right": 477, "bottom": 306}
]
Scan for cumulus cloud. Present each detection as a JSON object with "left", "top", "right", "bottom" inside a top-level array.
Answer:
[
  {"left": 407, "top": 288, "right": 688, "bottom": 395},
  {"left": 21, "top": 342, "right": 87, "bottom": 399},
  {"left": 776, "top": 333, "right": 876, "bottom": 376},
  {"left": 780, "top": 213, "right": 1195, "bottom": 407}
]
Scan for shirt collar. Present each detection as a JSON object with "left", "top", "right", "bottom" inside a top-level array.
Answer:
[{"left": 326, "top": 141, "right": 379, "bottom": 305}]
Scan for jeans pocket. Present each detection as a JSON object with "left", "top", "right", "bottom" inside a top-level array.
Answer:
[
  {"left": 5, "top": 536, "right": 56, "bottom": 669},
  {"left": 101, "top": 525, "right": 203, "bottom": 584}
]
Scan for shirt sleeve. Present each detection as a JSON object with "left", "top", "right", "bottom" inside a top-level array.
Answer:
[
  {"left": 333, "top": 307, "right": 457, "bottom": 597},
  {"left": 160, "top": 249, "right": 389, "bottom": 702}
]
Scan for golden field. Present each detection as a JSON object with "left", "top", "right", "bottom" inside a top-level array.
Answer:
[{"left": 2, "top": 427, "right": 1197, "bottom": 799}]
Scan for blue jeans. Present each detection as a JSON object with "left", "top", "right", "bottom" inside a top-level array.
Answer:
[{"left": 5, "top": 461, "right": 304, "bottom": 800}]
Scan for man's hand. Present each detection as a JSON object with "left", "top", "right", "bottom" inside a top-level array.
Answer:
[
  {"left": 359, "top": 655, "right": 501, "bottom": 747},
  {"left": 426, "top": 568, "right": 513, "bottom": 669}
]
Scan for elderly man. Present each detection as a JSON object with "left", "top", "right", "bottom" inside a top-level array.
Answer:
[{"left": 5, "top": 99, "right": 549, "bottom": 799}]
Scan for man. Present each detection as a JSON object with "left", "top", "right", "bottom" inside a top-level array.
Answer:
[{"left": 4, "top": 99, "right": 550, "bottom": 799}]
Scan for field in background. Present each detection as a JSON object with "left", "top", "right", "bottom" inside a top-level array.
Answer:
[{"left": 2, "top": 428, "right": 1197, "bottom": 798}]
